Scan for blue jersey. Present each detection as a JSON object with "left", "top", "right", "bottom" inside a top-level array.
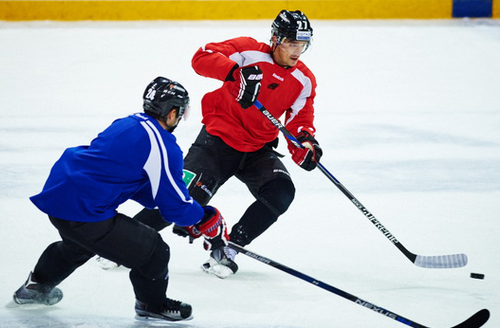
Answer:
[{"left": 30, "top": 113, "right": 204, "bottom": 226}]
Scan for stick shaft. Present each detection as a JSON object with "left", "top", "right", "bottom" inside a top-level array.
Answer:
[
  {"left": 253, "top": 100, "right": 467, "bottom": 268},
  {"left": 229, "top": 242, "right": 427, "bottom": 327}
]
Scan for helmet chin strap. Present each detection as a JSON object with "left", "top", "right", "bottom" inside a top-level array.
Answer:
[
  {"left": 166, "top": 123, "right": 178, "bottom": 133},
  {"left": 163, "top": 110, "right": 180, "bottom": 132}
]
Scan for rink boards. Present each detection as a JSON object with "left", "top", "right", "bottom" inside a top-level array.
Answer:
[{"left": 0, "top": 0, "right": 498, "bottom": 20}]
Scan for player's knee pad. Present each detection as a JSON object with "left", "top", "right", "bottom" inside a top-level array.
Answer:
[
  {"left": 259, "top": 177, "right": 295, "bottom": 215},
  {"left": 136, "top": 238, "right": 170, "bottom": 281},
  {"left": 229, "top": 179, "right": 295, "bottom": 246}
]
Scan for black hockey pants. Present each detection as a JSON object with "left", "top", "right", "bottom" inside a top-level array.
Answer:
[
  {"left": 183, "top": 126, "right": 296, "bottom": 246},
  {"left": 32, "top": 213, "right": 171, "bottom": 306}
]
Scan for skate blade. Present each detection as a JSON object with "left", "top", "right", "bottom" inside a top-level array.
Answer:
[
  {"left": 8, "top": 299, "right": 58, "bottom": 309},
  {"left": 135, "top": 314, "right": 193, "bottom": 322}
]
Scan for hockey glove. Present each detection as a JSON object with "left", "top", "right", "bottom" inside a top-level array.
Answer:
[
  {"left": 188, "top": 206, "right": 229, "bottom": 251},
  {"left": 231, "top": 66, "right": 263, "bottom": 109},
  {"left": 290, "top": 131, "right": 323, "bottom": 171},
  {"left": 173, "top": 224, "right": 196, "bottom": 238}
]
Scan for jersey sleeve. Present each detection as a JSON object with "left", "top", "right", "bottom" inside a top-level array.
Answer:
[
  {"left": 284, "top": 97, "right": 316, "bottom": 136},
  {"left": 191, "top": 37, "right": 260, "bottom": 81}
]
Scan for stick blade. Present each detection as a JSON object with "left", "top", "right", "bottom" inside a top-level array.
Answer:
[
  {"left": 414, "top": 253, "right": 467, "bottom": 268},
  {"left": 450, "top": 309, "right": 490, "bottom": 328}
]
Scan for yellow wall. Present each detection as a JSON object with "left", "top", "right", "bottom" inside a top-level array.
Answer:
[
  {"left": 0, "top": 0, "right": 454, "bottom": 21},
  {"left": 494, "top": 0, "right": 500, "bottom": 18}
]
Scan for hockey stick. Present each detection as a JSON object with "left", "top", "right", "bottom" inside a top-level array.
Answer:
[
  {"left": 253, "top": 100, "right": 468, "bottom": 269},
  {"left": 228, "top": 242, "right": 489, "bottom": 328}
]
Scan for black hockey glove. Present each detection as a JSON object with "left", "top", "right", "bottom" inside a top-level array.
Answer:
[
  {"left": 289, "top": 131, "right": 323, "bottom": 171},
  {"left": 173, "top": 224, "right": 197, "bottom": 244},
  {"left": 231, "top": 66, "right": 263, "bottom": 109},
  {"left": 173, "top": 224, "right": 190, "bottom": 238}
]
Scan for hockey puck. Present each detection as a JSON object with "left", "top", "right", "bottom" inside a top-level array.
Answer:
[{"left": 470, "top": 273, "right": 485, "bottom": 279}]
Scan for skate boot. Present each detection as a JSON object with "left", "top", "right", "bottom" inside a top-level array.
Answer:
[
  {"left": 135, "top": 298, "right": 193, "bottom": 321},
  {"left": 95, "top": 256, "right": 120, "bottom": 270},
  {"left": 202, "top": 246, "right": 238, "bottom": 279},
  {"left": 13, "top": 272, "right": 63, "bottom": 306}
]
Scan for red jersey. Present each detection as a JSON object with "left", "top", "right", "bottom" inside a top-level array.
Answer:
[{"left": 192, "top": 36, "right": 317, "bottom": 152}]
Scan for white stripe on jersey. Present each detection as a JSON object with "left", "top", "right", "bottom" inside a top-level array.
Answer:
[
  {"left": 229, "top": 50, "right": 273, "bottom": 67},
  {"left": 201, "top": 46, "right": 213, "bottom": 53},
  {"left": 286, "top": 69, "right": 313, "bottom": 127},
  {"left": 140, "top": 121, "right": 161, "bottom": 198},
  {"left": 140, "top": 120, "right": 193, "bottom": 204}
]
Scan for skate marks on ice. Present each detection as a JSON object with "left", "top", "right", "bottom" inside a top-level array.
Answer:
[{"left": 4, "top": 300, "right": 198, "bottom": 328}]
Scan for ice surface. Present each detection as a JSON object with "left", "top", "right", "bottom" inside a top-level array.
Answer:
[{"left": 1, "top": 19, "right": 499, "bottom": 327}]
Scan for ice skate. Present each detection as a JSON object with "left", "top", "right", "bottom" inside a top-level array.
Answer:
[
  {"left": 135, "top": 298, "right": 193, "bottom": 322},
  {"left": 95, "top": 256, "right": 120, "bottom": 270},
  {"left": 202, "top": 246, "right": 238, "bottom": 279},
  {"left": 13, "top": 272, "right": 63, "bottom": 306}
]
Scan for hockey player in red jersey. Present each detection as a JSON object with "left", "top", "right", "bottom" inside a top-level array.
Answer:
[{"left": 174, "top": 10, "right": 323, "bottom": 278}]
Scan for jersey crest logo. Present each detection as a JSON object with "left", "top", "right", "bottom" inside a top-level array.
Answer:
[{"left": 267, "top": 83, "right": 280, "bottom": 90}]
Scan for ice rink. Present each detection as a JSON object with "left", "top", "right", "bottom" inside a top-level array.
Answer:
[{"left": 1, "top": 18, "right": 499, "bottom": 327}]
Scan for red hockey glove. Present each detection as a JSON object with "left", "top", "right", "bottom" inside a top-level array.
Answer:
[
  {"left": 290, "top": 131, "right": 323, "bottom": 171},
  {"left": 195, "top": 206, "right": 229, "bottom": 251},
  {"left": 183, "top": 224, "right": 202, "bottom": 240},
  {"left": 231, "top": 66, "right": 263, "bottom": 109}
]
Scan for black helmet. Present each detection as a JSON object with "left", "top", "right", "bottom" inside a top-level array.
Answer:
[
  {"left": 143, "top": 77, "right": 190, "bottom": 119},
  {"left": 271, "top": 10, "right": 313, "bottom": 50}
]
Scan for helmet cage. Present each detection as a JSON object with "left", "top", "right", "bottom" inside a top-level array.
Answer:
[{"left": 143, "top": 77, "right": 190, "bottom": 120}]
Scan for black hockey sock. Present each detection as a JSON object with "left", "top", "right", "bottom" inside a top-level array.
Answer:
[
  {"left": 130, "top": 270, "right": 169, "bottom": 306},
  {"left": 129, "top": 239, "right": 170, "bottom": 306},
  {"left": 230, "top": 178, "right": 295, "bottom": 246}
]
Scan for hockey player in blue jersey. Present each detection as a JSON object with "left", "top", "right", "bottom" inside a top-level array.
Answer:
[{"left": 12, "top": 77, "right": 229, "bottom": 322}]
